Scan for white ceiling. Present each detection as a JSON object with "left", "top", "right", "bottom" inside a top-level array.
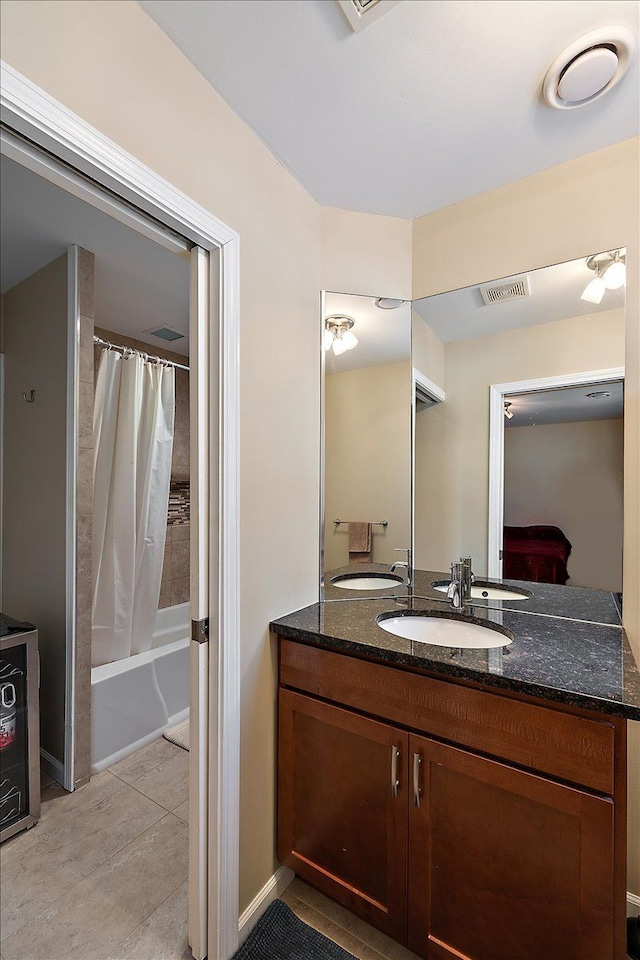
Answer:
[
  {"left": 324, "top": 292, "right": 410, "bottom": 373},
  {"left": 0, "top": 155, "right": 190, "bottom": 356},
  {"left": 505, "top": 380, "right": 624, "bottom": 426},
  {"left": 412, "top": 253, "right": 625, "bottom": 342},
  {"left": 138, "top": 0, "right": 639, "bottom": 219}
]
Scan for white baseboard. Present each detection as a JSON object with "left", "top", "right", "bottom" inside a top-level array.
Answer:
[
  {"left": 628, "top": 891, "right": 640, "bottom": 918},
  {"left": 40, "top": 748, "right": 65, "bottom": 786},
  {"left": 238, "top": 865, "right": 295, "bottom": 944}
]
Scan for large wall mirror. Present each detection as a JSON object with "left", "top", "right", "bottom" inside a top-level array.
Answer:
[
  {"left": 321, "top": 250, "right": 625, "bottom": 610},
  {"left": 413, "top": 249, "right": 625, "bottom": 596},
  {"left": 321, "top": 292, "right": 412, "bottom": 591}
]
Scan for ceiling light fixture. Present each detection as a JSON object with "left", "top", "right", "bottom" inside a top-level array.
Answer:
[
  {"left": 586, "top": 391, "right": 611, "bottom": 399},
  {"left": 504, "top": 401, "right": 514, "bottom": 420},
  {"left": 581, "top": 250, "right": 626, "bottom": 304},
  {"left": 374, "top": 298, "right": 406, "bottom": 310},
  {"left": 324, "top": 315, "right": 358, "bottom": 356}
]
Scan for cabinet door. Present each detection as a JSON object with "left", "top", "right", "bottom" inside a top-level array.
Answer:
[
  {"left": 408, "top": 734, "right": 614, "bottom": 960},
  {"left": 278, "top": 688, "right": 408, "bottom": 942}
]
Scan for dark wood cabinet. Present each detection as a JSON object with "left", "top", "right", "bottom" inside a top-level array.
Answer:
[
  {"left": 277, "top": 639, "right": 627, "bottom": 960},
  {"left": 407, "top": 734, "right": 615, "bottom": 960},
  {"left": 278, "top": 688, "right": 408, "bottom": 942}
]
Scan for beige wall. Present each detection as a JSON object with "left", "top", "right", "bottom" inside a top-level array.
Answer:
[
  {"left": 1, "top": 0, "right": 322, "bottom": 909},
  {"left": 2, "top": 255, "right": 69, "bottom": 764},
  {"left": 413, "top": 137, "right": 640, "bottom": 893},
  {"left": 324, "top": 362, "right": 411, "bottom": 570},
  {"left": 504, "top": 418, "right": 624, "bottom": 592},
  {"left": 414, "top": 308, "right": 624, "bottom": 574},
  {"left": 412, "top": 309, "right": 444, "bottom": 390},
  {"left": 322, "top": 207, "right": 412, "bottom": 299}
]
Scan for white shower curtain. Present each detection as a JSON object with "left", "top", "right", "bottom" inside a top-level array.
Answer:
[{"left": 92, "top": 348, "right": 175, "bottom": 667}]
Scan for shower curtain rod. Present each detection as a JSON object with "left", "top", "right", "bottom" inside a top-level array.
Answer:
[{"left": 93, "top": 335, "right": 190, "bottom": 372}]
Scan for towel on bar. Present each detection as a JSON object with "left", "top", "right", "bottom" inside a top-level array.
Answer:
[{"left": 348, "top": 521, "right": 372, "bottom": 563}]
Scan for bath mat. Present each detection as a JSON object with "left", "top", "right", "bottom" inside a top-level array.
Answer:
[
  {"left": 163, "top": 720, "right": 189, "bottom": 751},
  {"left": 231, "top": 900, "right": 356, "bottom": 960}
]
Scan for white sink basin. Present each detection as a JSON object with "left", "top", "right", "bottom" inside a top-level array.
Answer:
[
  {"left": 432, "top": 582, "right": 530, "bottom": 601},
  {"left": 377, "top": 614, "right": 512, "bottom": 649},
  {"left": 330, "top": 574, "right": 404, "bottom": 590}
]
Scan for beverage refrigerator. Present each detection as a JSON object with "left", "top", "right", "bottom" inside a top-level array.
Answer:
[{"left": 1, "top": 614, "right": 40, "bottom": 843}]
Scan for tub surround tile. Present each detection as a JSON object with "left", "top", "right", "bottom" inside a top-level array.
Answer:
[
  {"left": 159, "top": 580, "right": 173, "bottom": 609},
  {"left": 0, "top": 774, "right": 166, "bottom": 942},
  {"left": 272, "top": 594, "right": 640, "bottom": 721},
  {"left": 78, "top": 249, "right": 95, "bottom": 319},
  {"left": 171, "top": 577, "right": 190, "bottom": 606},
  {"left": 171, "top": 520, "right": 190, "bottom": 542},
  {"left": 79, "top": 316, "right": 95, "bottom": 384},
  {"left": 76, "top": 513, "right": 92, "bottom": 581},
  {"left": 78, "top": 380, "right": 94, "bottom": 447},
  {"left": 171, "top": 540, "right": 190, "bottom": 579},
  {"left": 105, "top": 880, "right": 190, "bottom": 960},
  {"left": 0, "top": 814, "right": 188, "bottom": 960}
]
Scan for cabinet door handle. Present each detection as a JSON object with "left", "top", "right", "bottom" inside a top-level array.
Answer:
[
  {"left": 413, "top": 752, "right": 422, "bottom": 808},
  {"left": 391, "top": 745, "right": 400, "bottom": 798}
]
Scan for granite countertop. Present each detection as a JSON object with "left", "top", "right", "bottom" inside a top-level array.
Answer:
[
  {"left": 323, "top": 563, "right": 623, "bottom": 625},
  {"left": 271, "top": 592, "right": 640, "bottom": 721}
]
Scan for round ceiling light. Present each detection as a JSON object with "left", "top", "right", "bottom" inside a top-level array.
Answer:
[
  {"left": 542, "top": 27, "right": 635, "bottom": 109},
  {"left": 374, "top": 298, "right": 405, "bottom": 310}
]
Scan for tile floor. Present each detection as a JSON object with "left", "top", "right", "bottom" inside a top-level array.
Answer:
[
  {"left": 1, "top": 738, "right": 419, "bottom": 960},
  {"left": 0, "top": 737, "right": 190, "bottom": 960},
  {"left": 282, "top": 878, "right": 422, "bottom": 960}
]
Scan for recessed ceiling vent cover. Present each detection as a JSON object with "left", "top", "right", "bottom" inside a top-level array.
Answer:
[
  {"left": 479, "top": 276, "right": 531, "bottom": 306},
  {"left": 542, "top": 27, "right": 634, "bottom": 109},
  {"left": 336, "top": 0, "right": 402, "bottom": 33},
  {"left": 146, "top": 326, "right": 185, "bottom": 342}
]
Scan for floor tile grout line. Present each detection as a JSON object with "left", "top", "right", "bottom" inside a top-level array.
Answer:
[
  {"left": 284, "top": 890, "right": 368, "bottom": 950},
  {"left": 287, "top": 882, "right": 416, "bottom": 960},
  {"left": 0, "top": 810, "right": 178, "bottom": 950},
  {"left": 99, "top": 875, "right": 189, "bottom": 960},
  {"left": 107, "top": 769, "right": 180, "bottom": 814}
]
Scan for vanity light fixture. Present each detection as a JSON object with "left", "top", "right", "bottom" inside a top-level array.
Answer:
[
  {"left": 324, "top": 315, "right": 358, "bottom": 356},
  {"left": 504, "top": 401, "right": 514, "bottom": 420},
  {"left": 581, "top": 250, "right": 626, "bottom": 304}
]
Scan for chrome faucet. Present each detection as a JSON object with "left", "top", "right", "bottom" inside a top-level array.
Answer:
[
  {"left": 447, "top": 561, "right": 465, "bottom": 610},
  {"left": 459, "top": 556, "right": 474, "bottom": 603},
  {"left": 391, "top": 547, "right": 413, "bottom": 590}
]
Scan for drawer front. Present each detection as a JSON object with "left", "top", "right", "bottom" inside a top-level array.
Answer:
[{"left": 279, "top": 639, "right": 615, "bottom": 795}]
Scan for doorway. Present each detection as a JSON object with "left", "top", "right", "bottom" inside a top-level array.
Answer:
[
  {"left": 1, "top": 62, "right": 240, "bottom": 960},
  {"left": 488, "top": 369, "right": 625, "bottom": 587}
]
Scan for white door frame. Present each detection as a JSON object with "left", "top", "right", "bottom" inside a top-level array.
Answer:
[
  {"left": 0, "top": 62, "right": 241, "bottom": 959},
  {"left": 488, "top": 367, "right": 624, "bottom": 580}
]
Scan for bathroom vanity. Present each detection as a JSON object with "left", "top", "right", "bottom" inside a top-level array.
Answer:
[{"left": 272, "top": 589, "right": 640, "bottom": 960}]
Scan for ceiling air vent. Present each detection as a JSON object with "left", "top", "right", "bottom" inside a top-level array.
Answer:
[
  {"left": 336, "top": 0, "right": 402, "bottom": 33},
  {"left": 145, "top": 326, "right": 185, "bottom": 342},
  {"left": 479, "top": 276, "right": 531, "bottom": 306}
]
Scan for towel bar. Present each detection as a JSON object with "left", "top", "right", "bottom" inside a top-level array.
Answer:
[{"left": 333, "top": 519, "right": 388, "bottom": 527}]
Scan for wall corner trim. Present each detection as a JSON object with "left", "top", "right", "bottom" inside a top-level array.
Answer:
[{"left": 238, "top": 865, "right": 295, "bottom": 944}]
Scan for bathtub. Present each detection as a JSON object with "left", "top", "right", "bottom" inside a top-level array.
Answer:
[{"left": 90, "top": 602, "right": 190, "bottom": 773}]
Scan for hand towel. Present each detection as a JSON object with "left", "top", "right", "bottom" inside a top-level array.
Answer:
[{"left": 348, "top": 521, "right": 372, "bottom": 563}]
